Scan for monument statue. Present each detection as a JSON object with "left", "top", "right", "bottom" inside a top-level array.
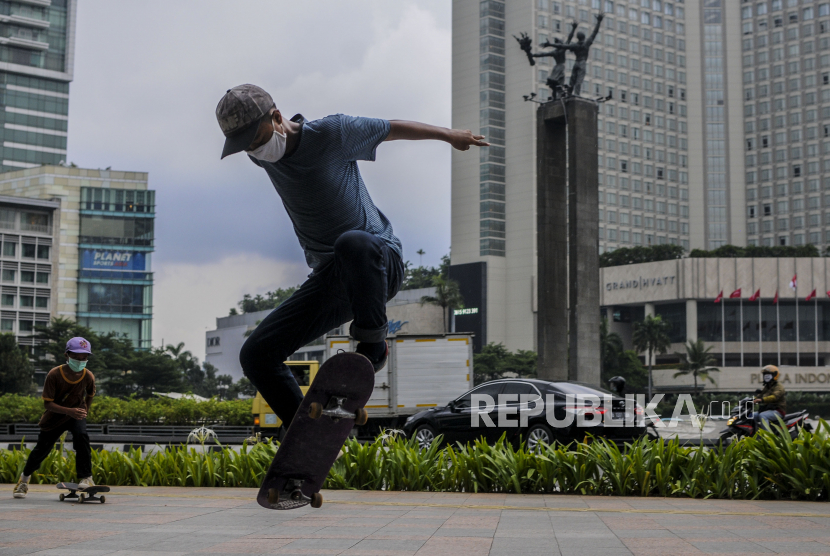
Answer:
[
  {"left": 516, "top": 13, "right": 603, "bottom": 99},
  {"left": 554, "top": 13, "right": 604, "bottom": 96},
  {"left": 515, "top": 22, "right": 579, "bottom": 101}
]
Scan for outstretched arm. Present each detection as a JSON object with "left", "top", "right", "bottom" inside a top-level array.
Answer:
[
  {"left": 385, "top": 121, "right": 490, "bottom": 151},
  {"left": 566, "top": 21, "right": 578, "bottom": 44},
  {"left": 585, "top": 14, "right": 604, "bottom": 47}
]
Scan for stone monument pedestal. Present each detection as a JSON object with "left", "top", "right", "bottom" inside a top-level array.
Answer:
[{"left": 536, "top": 97, "right": 600, "bottom": 385}]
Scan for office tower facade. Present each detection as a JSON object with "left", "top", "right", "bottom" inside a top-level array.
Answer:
[
  {"left": 742, "top": 0, "right": 830, "bottom": 248},
  {"left": 451, "top": 0, "right": 791, "bottom": 352},
  {"left": 0, "top": 0, "right": 76, "bottom": 173},
  {"left": 0, "top": 166, "right": 155, "bottom": 357}
]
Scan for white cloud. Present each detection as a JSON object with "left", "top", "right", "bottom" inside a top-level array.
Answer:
[{"left": 153, "top": 254, "right": 309, "bottom": 361}]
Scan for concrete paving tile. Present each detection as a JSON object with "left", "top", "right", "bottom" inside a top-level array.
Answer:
[
  {"left": 277, "top": 537, "right": 361, "bottom": 550},
  {"left": 28, "top": 551, "right": 115, "bottom": 556},
  {"left": 612, "top": 529, "right": 678, "bottom": 539},
  {"left": 432, "top": 527, "right": 496, "bottom": 538},
  {"left": 490, "top": 537, "right": 557, "bottom": 550},
  {"left": 688, "top": 541, "right": 774, "bottom": 553},
  {"left": 558, "top": 549, "right": 633, "bottom": 556},
  {"left": 413, "top": 536, "right": 493, "bottom": 555},
  {"left": 195, "top": 538, "right": 295, "bottom": 553},
  {"left": 754, "top": 541, "right": 830, "bottom": 553},
  {"left": 340, "top": 538, "right": 425, "bottom": 555}
]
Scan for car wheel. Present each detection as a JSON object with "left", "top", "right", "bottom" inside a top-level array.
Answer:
[
  {"left": 526, "top": 423, "right": 553, "bottom": 452},
  {"left": 413, "top": 424, "right": 437, "bottom": 450}
]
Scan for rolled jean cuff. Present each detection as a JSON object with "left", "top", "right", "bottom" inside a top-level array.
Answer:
[{"left": 350, "top": 321, "right": 387, "bottom": 343}]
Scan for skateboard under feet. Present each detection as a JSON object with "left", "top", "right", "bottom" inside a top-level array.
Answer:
[
  {"left": 257, "top": 351, "right": 375, "bottom": 510},
  {"left": 56, "top": 482, "right": 110, "bottom": 504}
]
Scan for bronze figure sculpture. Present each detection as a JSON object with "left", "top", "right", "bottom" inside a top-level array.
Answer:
[{"left": 555, "top": 13, "right": 603, "bottom": 97}]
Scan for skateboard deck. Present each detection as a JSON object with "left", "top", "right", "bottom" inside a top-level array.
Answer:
[
  {"left": 257, "top": 352, "right": 375, "bottom": 510},
  {"left": 57, "top": 482, "right": 110, "bottom": 503}
]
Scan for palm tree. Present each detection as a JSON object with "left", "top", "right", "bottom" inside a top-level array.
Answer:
[
  {"left": 416, "top": 249, "right": 425, "bottom": 266},
  {"left": 673, "top": 339, "right": 720, "bottom": 392},
  {"left": 420, "top": 276, "right": 464, "bottom": 334},
  {"left": 632, "top": 314, "right": 672, "bottom": 400},
  {"left": 600, "top": 317, "right": 624, "bottom": 379}
]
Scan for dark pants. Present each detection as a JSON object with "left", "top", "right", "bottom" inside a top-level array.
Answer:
[
  {"left": 23, "top": 418, "right": 91, "bottom": 479},
  {"left": 240, "top": 231, "right": 404, "bottom": 428}
]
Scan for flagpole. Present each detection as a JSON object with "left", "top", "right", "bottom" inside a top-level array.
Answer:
[
  {"left": 721, "top": 295, "right": 725, "bottom": 367},
  {"left": 740, "top": 296, "right": 744, "bottom": 367},
  {"left": 796, "top": 285, "right": 800, "bottom": 367},
  {"left": 815, "top": 295, "right": 818, "bottom": 366},
  {"left": 776, "top": 291, "right": 781, "bottom": 367},
  {"left": 758, "top": 295, "right": 762, "bottom": 366}
]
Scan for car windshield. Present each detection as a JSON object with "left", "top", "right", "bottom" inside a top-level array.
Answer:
[{"left": 551, "top": 382, "right": 615, "bottom": 397}]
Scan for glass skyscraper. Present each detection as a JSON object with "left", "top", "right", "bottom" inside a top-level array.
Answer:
[{"left": 0, "top": 0, "right": 75, "bottom": 173}]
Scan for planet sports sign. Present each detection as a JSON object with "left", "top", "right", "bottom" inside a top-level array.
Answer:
[
  {"left": 81, "top": 249, "right": 146, "bottom": 271},
  {"left": 606, "top": 275, "right": 676, "bottom": 291}
]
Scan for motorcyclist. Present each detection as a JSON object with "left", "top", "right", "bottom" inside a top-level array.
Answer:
[
  {"left": 608, "top": 376, "right": 626, "bottom": 396},
  {"left": 752, "top": 365, "right": 786, "bottom": 432}
]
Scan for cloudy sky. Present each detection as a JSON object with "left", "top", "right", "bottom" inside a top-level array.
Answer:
[{"left": 67, "top": 1, "right": 452, "bottom": 363}]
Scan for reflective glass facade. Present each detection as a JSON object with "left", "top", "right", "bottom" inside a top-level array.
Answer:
[
  {"left": 0, "top": 0, "right": 74, "bottom": 173},
  {"left": 77, "top": 186, "right": 154, "bottom": 349}
]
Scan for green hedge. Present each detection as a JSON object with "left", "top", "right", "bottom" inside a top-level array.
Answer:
[
  {"left": 2, "top": 422, "right": 828, "bottom": 500},
  {"left": 0, "top": 394, "right": 254, "bottom": 426}
]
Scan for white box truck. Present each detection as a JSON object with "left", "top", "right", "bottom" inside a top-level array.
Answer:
[{"left": 326, "top": 333, "right": 474, "bottom": 437}]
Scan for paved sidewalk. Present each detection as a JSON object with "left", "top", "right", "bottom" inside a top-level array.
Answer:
[{"left": 2, "top": 485, "right": 830, "bottom": 555}]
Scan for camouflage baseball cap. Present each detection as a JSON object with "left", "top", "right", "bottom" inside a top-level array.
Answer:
[{"left": 216, "top": 84, "right": 276, "bottom": 159}]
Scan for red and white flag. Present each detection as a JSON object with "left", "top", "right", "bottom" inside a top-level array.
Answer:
[
  {"left": 714, "top": 290, "right": 723, "bottom": 303},
  {"left": 789, "top": 274, "right": 798, "bottom": 290},
  {"left": 749, "top": 289, "right": 760, "bottom": 302},
  {"left": 806, "top": 289, "right": 817, "bottom": 302},
  {"left": 730, "top": 289, "right": 742, "bottom": 298},
  {"left": 773, "top": 290, "right": 779, "bottom": 304}
]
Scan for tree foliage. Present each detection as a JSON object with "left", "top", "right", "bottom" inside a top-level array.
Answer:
[
  {"left": 599, "top": 244, "right": 684, "bottom": 268},
  {"left": 689, "top": 244, "right": 820, "bottom": 259},
  {"left": 31, "top": 318, "right": 244, "bottom": 399},
  {"left": 600, "top": 318, "right": 648, "bottom": 393},
  {"left": 673, "top": 339, "right": 720, "bottom": 392},
  {"left": 401, "top": 254, "right": 450, "bottom": 290},
  {"left": 633, "top": 315, "right": 673, "bottom": 399},
  {"left": 473, "top": 343, "right": 537, "bottom": 384},
  {"left": 420, "top": 275, "right": 465, "bottom": 334},
  {"left": 229, "top": 287, "right": 298, "bottom": 315},
  {"left": 0, "top": 333, "right": 34, "bottom": 394}
]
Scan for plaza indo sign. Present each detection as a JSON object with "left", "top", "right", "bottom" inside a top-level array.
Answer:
[
  {"left": 81, "top": 249, "right": 146, "bottom": 271},
  {"left": 605, "top": 275, "right": 676, "bottom": 291},
  {"left": 750, "top": 370, "right": 830, "bottom": 386}
]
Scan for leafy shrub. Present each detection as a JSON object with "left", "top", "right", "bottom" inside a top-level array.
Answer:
[
  {"left": 3, "top": 421, "right": 827, "bottom": 500},
  {"left": 0, "top": 394, "right": 253, "bottom": 426}
]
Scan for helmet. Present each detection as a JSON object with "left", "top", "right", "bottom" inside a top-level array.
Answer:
[
  {"left": 761, "top": 365, "right": 779, "bottom": 381},
  {"left": 608, "top": 376, "right": 626, "bottom": 394}
]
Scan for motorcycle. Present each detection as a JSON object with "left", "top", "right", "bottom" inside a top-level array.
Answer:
[{"left": 718, "top": 395, "right": 812, "bottom": 444}]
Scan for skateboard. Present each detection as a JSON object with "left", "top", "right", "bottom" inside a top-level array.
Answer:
[
  {"left": 56, "top": 482, "right": 110, "bottom": 504},
  {"left": 257, "top": 352, "right": 374, "bottom": 510}
]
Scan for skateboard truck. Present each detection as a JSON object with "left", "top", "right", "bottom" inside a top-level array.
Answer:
[
  {"left": 309, "top": 397, "right": 368, "bottom": 426},
  {"left": 267, "top": 479, "right": 323, "bottom": 509}
]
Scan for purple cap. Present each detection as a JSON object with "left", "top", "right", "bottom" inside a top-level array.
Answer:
[{"left": 65, "top": 337, "right": 92, "bottom": 354}]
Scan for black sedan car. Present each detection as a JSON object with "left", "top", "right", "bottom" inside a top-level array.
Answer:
[{"left": 402, "top": 378, "right": 655, "bottom": 450}]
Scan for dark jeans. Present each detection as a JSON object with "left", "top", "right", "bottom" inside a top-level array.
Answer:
[
  {"left": 754, "top": 409, "right": 783, "bottom": 433},
  {"left": 23, "top": 418, "right": 91, "bottom": 479},
  {"left": 240, "top": 230, "right": 403, "bottom": 428}
]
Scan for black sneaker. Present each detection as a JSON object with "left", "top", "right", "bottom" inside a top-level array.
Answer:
[{"left": 356, "top": 342, "right": 388, "bottom": 373}]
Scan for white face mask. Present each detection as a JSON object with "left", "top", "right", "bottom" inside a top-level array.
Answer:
[
  {"left": 763, "top": 374, "right": 773, "bottom": 383},
  {"left": 247, "top": 117, "right": 287, "bottom": 163}
]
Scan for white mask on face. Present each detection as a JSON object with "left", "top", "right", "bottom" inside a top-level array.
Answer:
[
  {"left": 763, "top": 374, "right": 773, "bottom": 383},
  {"left": 247, "top": 117, "right": 287, "bottom": 163}
]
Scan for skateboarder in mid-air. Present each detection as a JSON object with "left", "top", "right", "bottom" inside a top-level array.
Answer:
[
  {"left": 216, "top": 85, "right": 488, "bottom": 431},
  {"left": 13, "top": 338, "right": 96, "bottom": 499}
]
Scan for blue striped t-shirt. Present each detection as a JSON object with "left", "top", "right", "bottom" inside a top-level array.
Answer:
[{"left": 251, "top": 114, "right": 403, "bottom": 272}]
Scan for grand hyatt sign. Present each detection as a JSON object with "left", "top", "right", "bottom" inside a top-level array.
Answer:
[{"left": 606, "top": 275, "right": 676, "bottom": 291}]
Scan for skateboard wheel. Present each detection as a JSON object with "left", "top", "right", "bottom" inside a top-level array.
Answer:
[
  {"left": 59, "top": 493, "right": 65, "bottom": 501},
  {"left": 311, "top": 492, "right": 323, "bottom": 508},
  {"left": 267, "top": 488, "right": 279, "bottom": 505},
  {"left": 100, "top": 496, "right": 106, "bottom": 504},
  {"left": 79, "top": 494, "right": 85, "bottom": 503},
  {"left": 355, "top": 408, "right": 368, "bottom": 426},
  {"left": 309, "top": 402, "right": 323, "bottom": 419}
]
